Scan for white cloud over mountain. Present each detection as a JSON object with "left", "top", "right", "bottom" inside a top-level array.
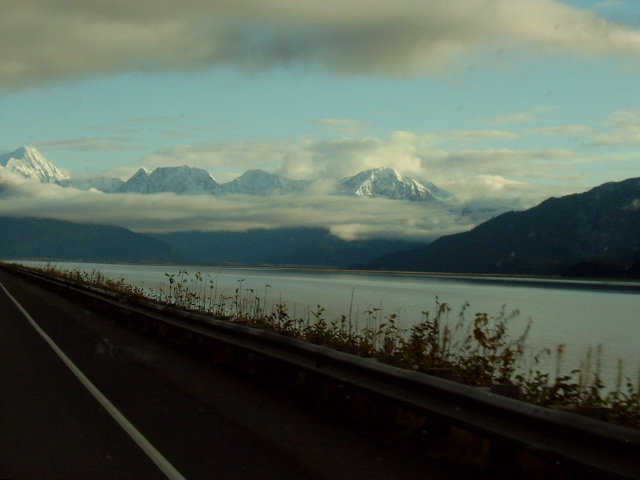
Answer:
[
  {"left": 0, "top": 143, "right": 618, "bottom": 242},
  {"left": 0, "top": 145, "right": 510, "bottom": 241},
  {"left": 0, "top": 169, "right": 474, "bottom": 241},
  {"left": 2, "top": 0, "right": 640, "bottom": 87},
  {"left": 141, "top": 130, "right": 599, "bottom": 202}
]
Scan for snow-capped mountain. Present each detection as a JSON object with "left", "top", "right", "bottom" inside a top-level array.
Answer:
[
  {"left": 0, "top": 146, "right": 69, "bottom": 183},
  {"left": 112, "top": 166, "right": 451, "bottom": 202},
  {"left": 219, "top": 169, "right": 311, "bottom": 195},
  {"left": 116, "top": 166, "right": 220, "bottom": 194},
  {"left": 338, "top": 168, "right": 444, "bottom": 202}
]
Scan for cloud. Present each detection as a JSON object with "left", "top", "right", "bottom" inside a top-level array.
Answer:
[
  {"left": 482, "top": 106, "right": 556, "bottom": 125},
  {"left": 133, "top": 130, "right": 596, "bottom": 203},
  {"left": 278, "top": 133, "right": 427, "bottom": 181},
  {"left": 0, "top": 172, "right": 480, "bottom": 241},
  {"left": 283, "top": 137, "right": 587, "bottom": 193},
  {"left": 527, "top": 125, "right": 594, "bottom": 136},
  {"left": 144, "top": 142, "right": 300, "bottom": 182},
  {"left": 467, "top": 174, "right": 540, "bottom": 196},
  {"left": 428, "top": 130, "right": 520, "bottom": 143},
  {"left": 591, "top": 108, "right": 640, "bottom": 146},
  {"left": 423, "top": 148, "right": 588, "bottom": 192},
  {"left": 3, "top": 1, "right": 640, "bottom": 87},
  {"left": 0, "top": 131, "right": 604, "bottom": 242},
  {"left": 623, "top": 198, "right": 640, "bottom": 211},
  {"left": 277, "top": 130, "right": 522, "bottom": 183}
]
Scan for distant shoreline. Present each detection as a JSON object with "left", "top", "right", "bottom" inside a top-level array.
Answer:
[{"left": 7, "top": 259, "right": 640, "bottom": 293}]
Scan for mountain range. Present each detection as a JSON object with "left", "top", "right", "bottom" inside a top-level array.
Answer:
[
  {"left": 1, "top": 146, "right": 452, "bottom": 202},
  {"left": 115, "top": 166, "right": 220, "bottom": 195},
  {"left": 0, "top": 216, "right": 184, "bottom": 264},
  {"left": 0, "top": 217, "right": 421, "bottom": 268},
  {"left": 364, "top": 177, "right": 640, "bottom": 277},
  {"left": 2, "top": 174, "right": 637, "bottom": 276},
  {"left": 108, "top": 165, "right": 450, "bottom": 202},
  {"left": 3, "top": 146, "right": 639, "bottom": 278},
  {"left": 152, "top": 228, "right": 423, "bottom": 267}
]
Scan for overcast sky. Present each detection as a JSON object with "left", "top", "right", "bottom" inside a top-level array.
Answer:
[{"left": 1, "top": 0, "right": 639, "bottom": 240}]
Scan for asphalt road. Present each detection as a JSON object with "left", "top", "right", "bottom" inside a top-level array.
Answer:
[{"left": 0, "top": 267, "right": 459, "bottom": 480}]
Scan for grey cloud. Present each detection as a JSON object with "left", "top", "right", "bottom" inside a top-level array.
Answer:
[{"left": 3, "top": 1, "right": 640, "bottom": 87}]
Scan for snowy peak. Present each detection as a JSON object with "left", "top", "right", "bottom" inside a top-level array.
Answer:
[
  {"left": 0, "top": 146, "right": 69, "bottom": 183},
  {"left": 219, "top": 169, "right": 311, "bottom": 195},
  {"left": 117, "top": 166, "right": 219, "bottom": 194},
  {"left": 338, "top": 168, "right": 441, "bottom": 202}
]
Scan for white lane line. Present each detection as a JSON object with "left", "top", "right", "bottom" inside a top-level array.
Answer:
[{"left": 0, "top": 282, "right": 187, "bottom": 480}]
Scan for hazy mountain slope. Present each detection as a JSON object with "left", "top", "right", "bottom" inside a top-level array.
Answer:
[
  {"left": 0, "top": 217, "right": 184, "bottom": 263},
  {"left": 153, "top": 228, "right": 424, "bottom": 267},
  {"left": 62, "top": 176, "right": 125, "bottom": 193},
  {"left": 218, "top": 169, "right": 311, "bottom": 195},
  {"left": 116, "top": 166, "right": 220, "bottom": 194},
  {"left": 365, "top": 177, "right": 640, "bottom": 276}
]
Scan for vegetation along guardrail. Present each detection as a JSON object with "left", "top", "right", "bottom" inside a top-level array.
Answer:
[{"left": 3, "top": 263, "right": 640, "bottom": 479}]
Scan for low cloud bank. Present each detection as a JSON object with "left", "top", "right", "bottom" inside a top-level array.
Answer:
[{"left": 0, "top": 171, "right": 492, "bottom": 241}]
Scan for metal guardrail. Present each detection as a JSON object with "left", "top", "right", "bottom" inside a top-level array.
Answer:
[{"left": 4, "top": 263, "right": 640, "bottom": 479}]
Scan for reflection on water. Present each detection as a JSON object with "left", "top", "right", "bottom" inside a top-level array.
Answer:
[{"left": 15, "top": 261, "right": 640, "bottom": 387}]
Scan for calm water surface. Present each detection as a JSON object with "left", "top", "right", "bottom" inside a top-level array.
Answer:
[{"left": 18, "top": 261, "right": 640, "bottom": 387}]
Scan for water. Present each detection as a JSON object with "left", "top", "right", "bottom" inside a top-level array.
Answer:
[{"left": 14, "top": 261, "right": 640, "bottom": 388}]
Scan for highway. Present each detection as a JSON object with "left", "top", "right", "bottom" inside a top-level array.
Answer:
[{"left": 0, "top": 267, "right": 458, "bottom": 479}]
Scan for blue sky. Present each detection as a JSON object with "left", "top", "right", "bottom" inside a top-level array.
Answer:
[{"left": 1, "top": 0, "right": 639, "bottom": 239}]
